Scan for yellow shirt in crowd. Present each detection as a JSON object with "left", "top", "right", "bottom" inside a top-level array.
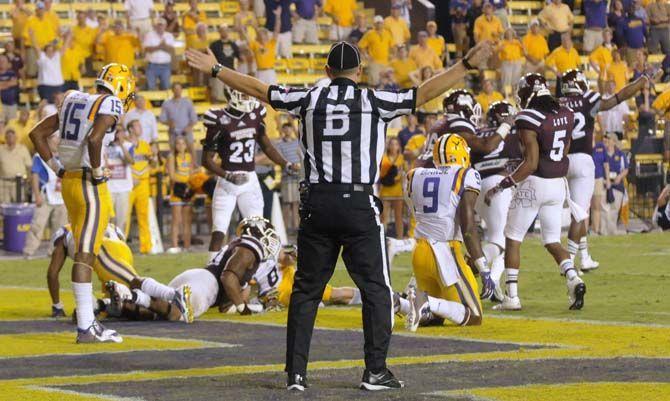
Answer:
[
  {"left": 183, "top": 11, "right": 208, "bottom": 50},
  {"left": 474, "top": 15, "right": 504, "bottom": 43},
  {"left": 379, "top": 153, "right": 405, "bottom": 198},
  {"left": 538, "top": 2, "right": 574, "bottom": 32},
  {"left": 45, "top": 10, "right": 60, "bottom": 31},
  {"left": 390, "top": 57, "right": 418, "bottom": 89},
  {"left": 172, "top": 152, "right": 193, "bottom": 184},
  {"left": 61, "top": 46, "right": 85, "bottom": 81},
  {"left": 11, "top": 7, "right": 31, "bottom": 41},
  {"left": 498, "top": 39, "right": 524, "bottom": 62},
  {"left": 384, "top": 16, "right": 410, "bottom": 46},
  {"left": 100, "top": 32, "right": 140, "bottom": 68},
  {"left": 652, "top": 89, "right": 670, "bottom": 118},
  {"left": 405, "top": 134, "right": 426, "bottom": 168},
  {"left": 0, "top": 144, "right": 32, "bottom": 178},
  {"left": 323, "top": 0, "right": 357, "bottom": 27},
  {"left": 426, "top": 35, "right": 446, "bottom": 58},
  {"left": 409, "top": 45, "right": 442, "bottom": 70},
  {"left": 132, "top": 140, "right": 153, "bottom": 182},
  {"left": 606, "top": 61, "right": 630, "bottom": 92},
  {"left": 358, "top": 29, "right": 393, "bottom": 65},
  {"left": 72, "top": 25, "right": 98, "bottom": 58},
  {"left": 545, "top": 46, "right": 580, "bottom": 74},
  {"left": 22, "top": 15, "right": 58, "bottom": 49},
  {"left": 6, "top": 116, "right": 36, "bottom": 153},
  {"left": 476, "top": 91, "right": 504, "bottom": 114},
  {"left": 249, "top": 39, "right": 277, "bottom": 70},
  {"left": 589, "top": 45, "right": 614, "bottom": 79},
  {"left": 522, "top": 32, "right": 549, "bottom": 62}
]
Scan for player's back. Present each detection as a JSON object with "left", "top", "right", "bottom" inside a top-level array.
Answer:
[
  {"left": 471, "top": 127, "right": 522, "bottom": 178},
  {"left": 417, "top": 116, "right": 476, "bottom": 168},
  {"left": 58, "top": 90, "right": 123, "bottom": 171},
  {"left": 558, "top": 90, "right": 600, "bottom": 154}
]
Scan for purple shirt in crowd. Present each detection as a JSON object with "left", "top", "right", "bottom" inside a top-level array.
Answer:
[
  {"left": 583, "top": 0, "right": 608, "bottom": 28},
  {"left": 624, "top": 16, "right": 646, "bottom": 48},
  {"left": 294, "top": 0, "right": 321, "bottom": 20}
]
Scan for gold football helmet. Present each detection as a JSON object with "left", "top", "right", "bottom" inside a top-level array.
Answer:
[
  {"left": 432, "top": 133, "right": 471, "bottom": 168},
  {"left": 95, "top": 63, "right": 136, "bottom": 111}
]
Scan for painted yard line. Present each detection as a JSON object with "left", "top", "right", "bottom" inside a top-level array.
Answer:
[
  {"left": 25, "top": 385, "right": 144, "bottom": 401},
  {"left": 485, "top": 313, "right": 670, "bottom": 328},
  {"left": 636, "top": 311, "right": 670, "bottom": 316}
]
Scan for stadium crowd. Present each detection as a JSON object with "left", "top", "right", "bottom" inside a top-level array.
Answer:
[{"left": 0, "top": 0, "right": 669, "bottom": 258}]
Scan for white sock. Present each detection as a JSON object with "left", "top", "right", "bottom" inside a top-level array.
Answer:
[
  {"left": 347, "top": 288, "right": 362, "bottom": 305},
  {"left": 141, "top": 278, "right": 176, "bottom": 301},
  {"left": 132, "top": 289, "right": 151, "bottom": 308},
  {"left": 505, "top": 268, "right": 519, "bottom": 298},
  {"left": 399, "top": 238, "right": 416, "bottom": 253},
  {"left": 579, "top": 237, "right": 589, "bottom": 259},
  {"left": 491, "top": 253, "right": 505, "bottom": 283},
  {"left": 73, "top": 282, "right": 95, "bottom": 331},
  {"left": 567, "top": 239, "right": 578, "bottom": 260},
  {"left": 482, "top": 242, "right": 502, "bottom": 266},
  {"left": 427, "top": 295, "right": 466, "bottom": 324},
  {"left": 397, "top": 296, "right": 411, "bottom": 315},
  {"left": 560, "top": 259, "right": 578, "bottom": 280}
]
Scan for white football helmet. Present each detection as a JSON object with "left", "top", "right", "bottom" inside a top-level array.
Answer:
[{"left": 224, "top": 86, "right": 259, "bottom": 113}]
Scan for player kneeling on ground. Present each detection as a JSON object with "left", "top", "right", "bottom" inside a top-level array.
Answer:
[
  {"left": 397, "top": 134, "right": 492, "bottom": 331},
  {"left": 108, "top": 217, "right": 281, "bottom": 322},
  {"left": 254, "top": 244, "right": 362, "bottom": 310}
]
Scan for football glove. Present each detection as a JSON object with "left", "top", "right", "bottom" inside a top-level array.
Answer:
[{"left": 480, "top": 271, "right": 495, "bottom": 300}]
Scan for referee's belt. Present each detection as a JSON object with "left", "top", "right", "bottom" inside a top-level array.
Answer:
[{"left": 310, "top": 183, "right": 373, "bottom": 195}]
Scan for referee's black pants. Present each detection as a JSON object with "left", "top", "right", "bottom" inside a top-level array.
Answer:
[{"left": 285, "top": 186, "right": 394, "bottom": 376}]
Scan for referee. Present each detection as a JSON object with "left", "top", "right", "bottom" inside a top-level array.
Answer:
[{"left": 186, "top": 40, "right": 492, "bottom": 392}]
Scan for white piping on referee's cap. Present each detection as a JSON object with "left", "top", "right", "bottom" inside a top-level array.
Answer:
[{"left": 340, "top": 42, "right": 344, "bottom": 70}]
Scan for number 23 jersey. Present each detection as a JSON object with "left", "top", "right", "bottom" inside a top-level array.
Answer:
[
  {"left": 202, "top": 105, "right": 267, "bottom": 172},
  {"left": 58, "top": 91, "right": 123, "bottom": 171},
  {"left": 407, "top": 166, "right": 481, "bottom": 242}
]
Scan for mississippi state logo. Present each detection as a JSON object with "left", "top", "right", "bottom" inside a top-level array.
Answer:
[{"left": 510, "top": 180, "right": 536, "bottom": 209}]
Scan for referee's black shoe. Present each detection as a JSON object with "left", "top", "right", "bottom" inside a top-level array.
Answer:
[
  {"left": 360, "top": 368, "right": 404, "bottom": 391},
  {"left": 287, "top": 373, "right": 308, "bottom": 391}
]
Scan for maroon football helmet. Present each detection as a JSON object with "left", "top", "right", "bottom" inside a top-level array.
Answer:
[
  {"left": 487, "top": 101, "right": 516, "bottom": 128},
  {"left": 442, "top": 89, "right": 482, "bottom": 126},
  {"left": 561, "top": 69, "right": 589, "bottom": 96},
  {"left": 516, "top": 73, "right": 553, "bottom": 109}
]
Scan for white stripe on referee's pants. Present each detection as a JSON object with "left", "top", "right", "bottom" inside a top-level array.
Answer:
[{"left": 369, "top": 195, "right": 394, "bottom": 328}]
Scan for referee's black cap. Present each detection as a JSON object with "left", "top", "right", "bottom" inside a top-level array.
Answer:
[{"left": 327, "top": 41, "right": 361, "bottom": 71}]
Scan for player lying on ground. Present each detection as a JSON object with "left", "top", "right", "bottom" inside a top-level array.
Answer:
[
  {"left": 107, "top": 217, "right": 281, "bottom": 322},
  {"left": 253, "top": 244, "right": 363, "bottom": 310},
  {"left": 395, "top": 134, "right": 491, "bottom": 331}
]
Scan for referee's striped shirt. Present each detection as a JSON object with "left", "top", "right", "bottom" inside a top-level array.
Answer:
[{"left": 268, "top": 78, "right": 416, "bottom": 185}]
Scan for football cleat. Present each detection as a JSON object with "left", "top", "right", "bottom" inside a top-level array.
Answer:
[
  {"left": 173, "top": 285, "right": 194, "bottom": 323},
  {"left": 580, "top": 255, "right": 600, "bottom": 272},
  {"left": 567, "top": 276, "right": 586, "bottom": 310},
  {"left": 492, "top": 296, "right": 522, "bottom": 311},
  {"left": 51, "top": 306, "right": 66, "bottom": 318},
  {"left": 405, "top": 286, "right": 430, "bottom": 332},
  {"left": 360, "top": 368, "right": 404, "bottom": 391},
  {"left": 76, "top": 320, "right": 123, "bottom": 343},
  {"left": 287, "top": 373, "right": 308, "bottom": 391}
]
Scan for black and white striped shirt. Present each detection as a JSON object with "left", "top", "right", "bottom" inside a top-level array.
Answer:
[{"left": 268, "top": 78, "right": 416, "bottom": 185}]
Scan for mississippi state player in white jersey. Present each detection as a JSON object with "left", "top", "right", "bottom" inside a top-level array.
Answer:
[
  {"left": 559, "top": 69, "right": 651, "bottom": 272},
  {"left": 30, "top": 63, "right": 135, "bottom": 344},
  {"left": 399, "top": 134, "right": 493, "bottom": 330}
]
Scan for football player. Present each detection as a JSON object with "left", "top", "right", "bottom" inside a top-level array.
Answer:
[
  {"left": 558, "top": 69, "right": 652, "bottom": 272},
  {"left": 30, "top": 63, "right": 135, "bottom": 343},
  {"left": 400, "top": 134, "right": 490, "bottom": 331},
  {"left": 108, "top": 217, "right": 281, "bottom": 322},
  {"left": 653, "top": 185, "right": 670, "bottom": 231},
  {"left": 201, "top": 87, "right": 299, "bottom": 259},
  {"left": 471, "top": 101, "right": 522, "bottom": 300},
  {"left": 254, "top": 244, "right": 362, "bottom": 309},
  {"left": 47, "top": 224, "right": 138, "bottom": 318},
  {"left": 485, "top": 73, "right": 585, "bottom": 311}
]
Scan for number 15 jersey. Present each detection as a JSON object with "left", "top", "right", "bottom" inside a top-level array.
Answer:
[
  {"left": 407, "top": 166, "right": 481, "bottom": 242},
  {"left": 58, "top": 91, "right": 123, "bottom": 171}
]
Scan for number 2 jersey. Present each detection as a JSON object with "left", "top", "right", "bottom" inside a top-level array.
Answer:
[
  {"left": 58, "top": 91, "right": 123, "bottom": 171},
  {"left": 558, "top": 90, "right": 601, "bottom": 155},
  {"left": 202, "top": 105, "right": 267, "bottom": 172},
  {"left": 407, "top": 166, "right": 481, "bottom": 242},
  {"left": 470, "top": 127, "right": 522, "bottom": 179}
]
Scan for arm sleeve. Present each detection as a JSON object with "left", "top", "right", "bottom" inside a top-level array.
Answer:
[
  {"left": 238, "top": 235, "right": 265, "bottom": 262},
  {"left": 97, "top": 95, "right": 123, "bottom": 122},
  {"left": 267, "top": 85, "right": 311, "bottom": 116},
  {"left": 514, "top": 110, "right": 544, "bottom": 133},
  {"left": 201, "top": 109, "right": 220, "bottom": 151},
  {"left": 462, "top": 168, "right": 482, "bottom": 194},
  {"left": 370, "top": 87, "right": 417, "bottom": 122}
]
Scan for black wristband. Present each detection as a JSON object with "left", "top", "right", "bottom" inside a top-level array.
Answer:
[
  {"left": 462, "top": 57, "right": 474, "bottom": 70},
  {"left": 211, "top": 63, "right": 224, "bottom": 78},
  {"left": 499, "top": 176, "right": 516, "bottom": 189}
]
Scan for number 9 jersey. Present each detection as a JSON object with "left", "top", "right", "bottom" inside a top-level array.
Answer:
[
  {"left": 407, "top": 166, "right": 481, "bottom": 242},
  {"left": 58, "top": 91, "right": 123, "bottom": 171}
]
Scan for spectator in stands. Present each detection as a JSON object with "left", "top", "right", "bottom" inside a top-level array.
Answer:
[
  {"left": 143, "top": 18, "right": 175, "bottom": 90},
  {"left": 61, "top": 31, "right": 84, "bottom": 92},
  {"left": 404, "top": 119, "right": 429, "bottom": 168},
  {"left": 538, "top": 0, "right": 574, "bottom": 51},
  {"left": 476, "top": 79, "right": 504, "bottom": 116},
  {"left": 358, "top": 16, "right": 394, "bottom": 87},
  {"left": 498, "top": 28, "right": 524, "bottom": 92},
  {"left": 235, "top": 0, "right": 259, "bottom": 44},
  {"left": 651, "top": 86, "right": 670, "bottom": 161},
  {"left": 397, "top": 114, "right": 423, "bottom": 150},
  {"left": 255, "top": 149, "right": 279, "bottom": 220},
  {"left": 23, "top": 132, "right": 67, "bottom": 257},
  {"left": 72, "top": 11, "right": 97, "bottom": 74},
  {"left": 0, "top": 55, "right": 19, "bottom": 122},
  {"left": 86, "top": 10, "right": 101, "bottom": 28},
  {"left": 591, "top": 138, "right": 606, "bottom": 234},
  {"left": 474, "top": 2, "right": 504, "bottom": 45},
  {"left": 21, "top": 1, "right": 58, "bottom": 78},
  {"left": 606, "top": 48, "right": 630, "bottom": 91},
  {"left": 292, "top": 0, "right": 321, "bottom": 45},
  {"left": 6, "top": 109, "right": 33, "bottom": 152},
  {"left": 395, "top": 0, "right": 412, "bottom": 27},
  {"left": 545, "top": 33, "right": 580, "bottom": 97},
  {"left": 583, "top": 0, "right": 608, "bottom": 53},
  {"left": 426, "top": 21, "right": 446, "bottom": 64},
  {"left": 162, "top": 0, "right": 180, "bottom": 35},
  {"left": 411, "top": 67, "right": 444, "bottom": 115},
  {"left": 265, "top": 0, "right": 293, "bottom": 58},
  {"left": 647, "top": 0, "right": 670, "bottom": 55},
  {"left": 490, "top": 0, "right": 510, "bottom": 29},
  {"left": 275, "top": 122, "right": 301, "bottom": 232},
  {"left": 602, "top": 133, "right": 628, "bottom": 235},
  {"left": 167, "top": 135, "right": 194, "bottom": 253},
  {"left": 42, "top": 0, "right": 59, "bottom": 34},
  {"left": 125, "top": 0, "right": 154, "bottom": 37},
  {"left": 209, "top": 24, "right": 240, "bottom": 101},
  {"left": 97, "top": 19, "right": 141, "bottom": 70},
  {"left": 467, "top": 0, "right": 484, "bottom": 50},
  {"left": 623, "top": 7, "right": 647, "bottom": 66},
  {"left": 390, "top": 44, "right": 418, "bottom": 89},
  {"left": 385, "top": 3, "right": 411, "bottom": 46},
  {"left": 160, "top": 83, "right": 198, "bottom": 160},
  {"left": 378, "top": 69, "right": 400, "bottom": 94},
  {"left": 183, "top": 0, "right": 208, "bottom": 51},
  {"left": 323, "top": 0, "right": 357, "bottom": 41},
  {"left": 11, "top": 0, "right": 31, "bottom": 49},
  {"left": 0, "top": 127, "right": 31, "bottom": 203},
  {"left": 36, "top": 41, "right": 63, "bottom": 104},
  {"left": 347, "top": 13, "right": 368, "bottom": 45},
  {"left": 190, "top": 23, "right": 210, "bottom": 86},
  {"left": 589, "top": 28, "right": 615, "bottom": 92},
  {"left": 632, "top": 0, "right": 648, "bottom": 23},
  {"left": 598, "top": 80, "right": 631, "bottom": 140},
  {"left": 522, "top": 19, "right": 549, "bottom": 74},
  {"left": 4, "top": 41, "right": 24, "bottom": 78},
  {"left": 609, "top": 0, "right": 628, "bottom": 48},
  {"left": 379, "top": 136, "right": 405, "bottom": 239},
  {"left": 125, "top": 95, "right": 159, "bottom": 151},
  {"left": 631, "top": 49, "right": 650, "bottom": 82},
  {"left": 127, "top": 119, "right": 155, "bottom": 254},
  {"left": 451, "top": 0, "right": 470, "bottom": 59},
  {"left": 409, "top": 31, "right": 442, "bottom": 71},
  {"left": 105, "top": 124, "right": 134, "bottom": 235},
  {"left": 249, "top": 26, "right": 280, "bottom": 84}
]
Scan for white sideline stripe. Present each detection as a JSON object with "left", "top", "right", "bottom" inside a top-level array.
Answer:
[
  {"left": 0, "top": 285, "right": 50, "bottom": 291},
  {"left": 487, "top": 314, "right": 670, "bottom": 328},
  {"left": 26, "top": 385, "right": 145, "bottom": 401}
]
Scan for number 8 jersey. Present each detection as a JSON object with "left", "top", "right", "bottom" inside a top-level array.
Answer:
[
  {"left": 407, "top": 166, "right": 481, "bottom": 242},
  {"left": 58, "top": 91, "right": 123, "bottom": 171}
]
